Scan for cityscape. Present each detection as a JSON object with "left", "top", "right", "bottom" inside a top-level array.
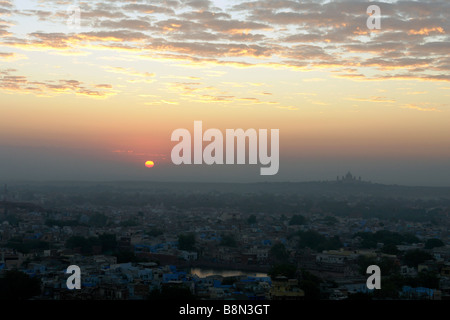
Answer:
[
  {"left": 1, "top": 173, "right": 449, "bottom": 300},
  {"left": 1, "top": 0, "right": 449, "bottom": 308}
]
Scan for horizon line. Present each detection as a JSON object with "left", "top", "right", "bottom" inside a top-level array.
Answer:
[{"left": 2, "top": 179, "right": 450, "bottom": 189}]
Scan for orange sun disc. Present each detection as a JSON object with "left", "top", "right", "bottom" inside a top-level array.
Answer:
[{"left": 145, "top": 160, "right": 154, "bottom": 168}]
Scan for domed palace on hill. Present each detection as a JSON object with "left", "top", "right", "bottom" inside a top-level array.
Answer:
[{"left": 336, "top": 172, "right": 362, "bottom": 183}]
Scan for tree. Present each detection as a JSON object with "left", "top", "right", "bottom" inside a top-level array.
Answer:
[
  {"left": 379, "top": 256, "right": 400, "bottom": 274},
  {"left": 66, "top": 236, "right": 89, "bottom": 252},
  {"left": 247, "top": 214, "right": 257, "bottom": 225},
  {"left": 89, "top": 213, "right": 108, "bottom": 227},
  {"left": 381, "top": 243, "right": 399, "bottom": 255},
  {"left": 6, "top": 239, "right": 49, "bottom": 254},
  {"left": 65, "top": 234, "right": 116, "bottom": 255},
  {"left": 403, "top": 249, "right": 433, "bottom": 268},
  {"left": 114, "top": 251, "right": 148, "bottom": 263},
  {"left": 269, "top": 243, "right": 289, "bottom": 263},
  {"left": 268, "top": 263, "right": 297, "bottom": 279},
  {"left": 289, "top": 214, "right": 306, "bottom": 226},
  {"left": 353, "top": 231, "right": 419, "bottom": 249},
  {"left": 120, "top": 219, "right": 138, "bottom": 227},
  {"left": 219, "top": 234, "right": 237, "bottom": 247},
  {"left": 297, "top": 230, "right": 342, "bottom": 251},
  {"left": 146, "top": 227, "right": 164, "bottom": 237},
  {"left": 178, "top": 233, "right": 196, "bottom": 251},
  {"left": 98, "top": 233, "right": 117, "bottom": 253},
  {"left": 323, "top": 216, "right": 338, "bottom": 226},
  {"left": 424, "top": 238, "right": 445, "bottom": 250},
  {"left": 0, "top": 270, "right": 41, "bottom": 300},
  {"left": 3, "top": 214, "right": 21, "bottom": 226}
]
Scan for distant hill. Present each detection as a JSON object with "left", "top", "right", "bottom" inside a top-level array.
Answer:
[{"left": 5, "top": 180, "right": 450, "bottom": 199}]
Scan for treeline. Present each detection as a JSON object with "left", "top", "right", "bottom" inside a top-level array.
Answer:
[
  {"left": 38, "top": 191, "right": 449, "bottom": 223},
  {"left": 64, "top": 234, "right": 149, "bottom": 263},
  {"left": 45, "top": 219, "right": 83, "bottom": 227},
  {"left": 6, "top": 238, "right": 50, "bottom": 254},
  {"left": 286, "top": 230, "right": 343, "bottom": 252},
  {"left": 65, "top": 234, "right": 118, "bottom": 255},
  {"left": 353, "top": 230, "right": 420, "bottom": 249}
]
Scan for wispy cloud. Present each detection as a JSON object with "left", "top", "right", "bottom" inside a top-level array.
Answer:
[
  {"left": 0, "top": 68, "right": 115, "bottom": 98},
  {"left": 401, "top": 103, "right": 441, "bottom": 112},
  {"left": 104, "top": 66, "right": 155, "bottom": 78},
  {"left": 347, "top": 96, "right": 396, "bottom": 103}
]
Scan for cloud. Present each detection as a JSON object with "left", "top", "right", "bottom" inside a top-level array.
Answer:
[
  {"left": 0, "top": 51, "right": 13, "bottom": 57},
  {"left": 97, "top": 19, "right": 152, "bottom": 31},
  {"left": 277, "top": 105, "right": 299, "bottom": 111},
  {"left": 161, "top": 80, "right": 277, "bottom": 106},
  {"left": 122, "top": 3, "right": 176, "bottom": 15},
  {"left": 406, "top": 91, "right": 428, "bottom": 95},
  {"left": 0, "top": 0, "right": 448, "bottom": 83},
  {"left": 0, "top": 69, "right": 115, "bottom": 98},
  {"left": 185, "top": 0, "right": 212, "bottom": 10},
  {"left": 401, "top": 104, "right": 440, "bottom": 112},
  {"left": 103, "top": 66, "right": 155, "bottom": 78},
  {"left": 408, "top": 27, "right": 445, "bottom": 35},
  {"left": 347, "top": 96, "right": 396, "bottom": 103},
  {"left": 0, "top": 51, "right": 25, "bottom": 61}
]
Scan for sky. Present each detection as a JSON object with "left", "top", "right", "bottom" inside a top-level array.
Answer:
[{"left": 0, "top": 0, "right": 449, "bottom": 186}]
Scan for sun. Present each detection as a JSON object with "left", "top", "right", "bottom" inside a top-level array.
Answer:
[{"left": 145, "top": 160, "right": 155, "bottom": 168}]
